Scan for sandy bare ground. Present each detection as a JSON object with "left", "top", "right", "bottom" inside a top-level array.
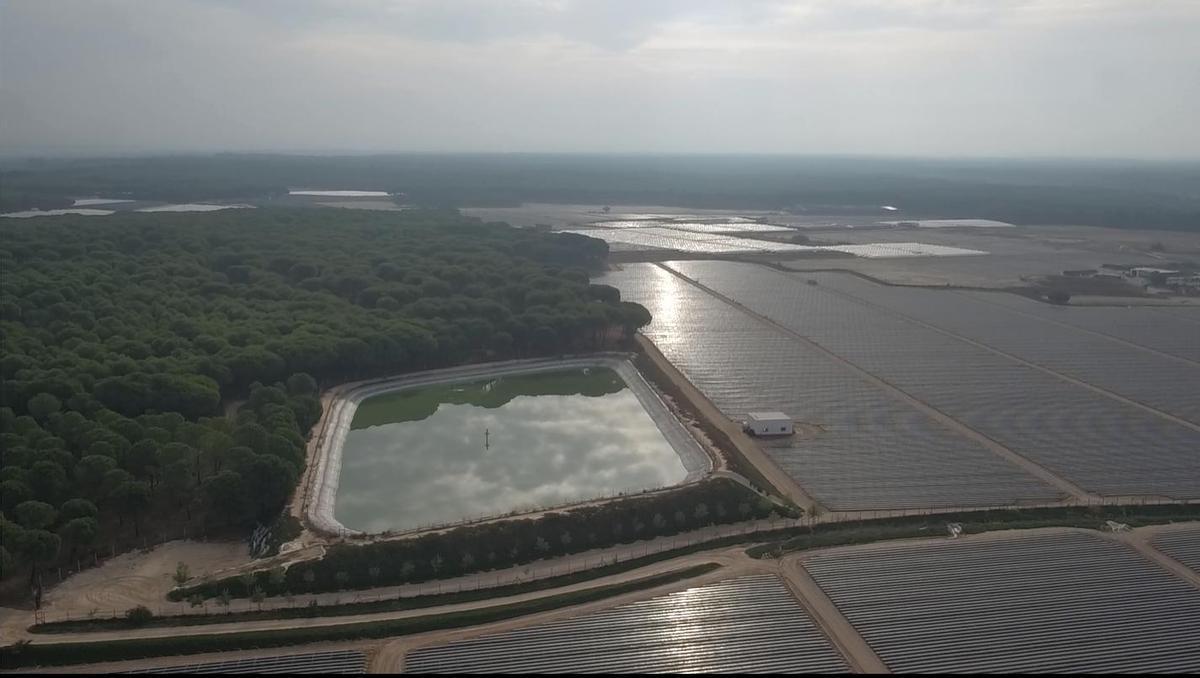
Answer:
[{"left": 0, "top": 540, "right": 247, "bottom": 644}]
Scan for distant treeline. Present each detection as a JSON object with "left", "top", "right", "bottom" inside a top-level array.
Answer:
[
  {"left": 0, "top": 208, "right": 649, "bottom": 598},
  {"left": 2, "top": 154, "right": 1198, "bottom": 231}
]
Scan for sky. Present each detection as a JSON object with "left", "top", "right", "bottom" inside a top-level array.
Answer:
[{"left": 2, "top": 0, "right": 1198, "bottom": 158}]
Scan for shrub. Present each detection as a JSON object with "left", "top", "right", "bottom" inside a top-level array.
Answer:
[{"left": 125, "top": 606, "right": 154, "bottom": 627}]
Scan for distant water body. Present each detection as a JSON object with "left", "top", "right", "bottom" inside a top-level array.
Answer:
[
  {"left": 1, "top": 208, "right": 116, "bottom": 218},
  {"left": 135, "top": 203, "right": 254, "bottom": 212},
  {"left": 289, "top": 190, "right": 390, "bottom": 197},
  {"left": 72, "top": 198, "right": 134, "bottom": 206}
]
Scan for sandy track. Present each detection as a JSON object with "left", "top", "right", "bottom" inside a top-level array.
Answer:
[
  {"left": 1108, "top": 524, "right": 1200, "bottom": 590},
  {"left": 10, "top": 548, "right": 749, "bottom": 651},
  {"left": 778, "top": 557, "right": 889, "bottom": 673},
  {"left": 635, "top": 333, "right": 820, "bottom": 512},
  {"left": 0, "top": 540, "right": 247, "bottom": 644}
]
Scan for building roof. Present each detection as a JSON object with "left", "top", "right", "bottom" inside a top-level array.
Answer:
[
  {"left": 1129, "top": 267, "right": 1180, "bottom": 274},
  {"left": 747, "top": 411, "right": 791, "bottom": 422}
]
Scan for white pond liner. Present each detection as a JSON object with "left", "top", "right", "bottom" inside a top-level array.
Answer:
[{"left": 307, "top": 354, "right": 711, "bottom": 537}]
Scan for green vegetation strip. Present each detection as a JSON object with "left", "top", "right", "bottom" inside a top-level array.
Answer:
[
  {"left": 35, "top": 547, "right": 730, "bottom": 634},
  {"left": 1, "top": 563, "right": 721, "bottom": 669},
  {"left": 172, "top": 478, "right": 788, "bottom": 601},
  {"left": 745, "top": 504, "right": 1200, "bottom": 558}
]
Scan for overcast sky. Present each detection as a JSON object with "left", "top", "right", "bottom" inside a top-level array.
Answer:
[{"left": 2, "top": 0, "right": 1198, "bottom": 158}]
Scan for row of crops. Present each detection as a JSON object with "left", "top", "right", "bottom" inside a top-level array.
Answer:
[
  {"left": 601, "top": 264, "right": 1062, "bottom": 510},
  {"left": 126, "top": 650, "right": 366, "bottom": 674},
  {"left": 662, "top": 261, "right": 1200, "bottom": 499},
  {"left": 1151, "top": 524, "right": 1200, "bottom": 572},
  {"left": 802, "top": 530, "right": 1200, "bottom": 673},
  {"left": 957, "top": 290, "right": 1200, "bottom": 364},
  {"left": 405, "top": 574, "right": 847, "bottom": 674},
  {"left": 797, "top": 271, "right": 1200, "bottom": 423}
]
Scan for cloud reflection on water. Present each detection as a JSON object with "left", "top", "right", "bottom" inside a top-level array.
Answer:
[{"left": 335, "top": 387, "right": 687, "bottom": 533}]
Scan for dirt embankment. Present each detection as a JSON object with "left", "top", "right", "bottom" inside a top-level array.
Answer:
[{"left": 634, "top": 335, "right": 819, "bottom": 513}]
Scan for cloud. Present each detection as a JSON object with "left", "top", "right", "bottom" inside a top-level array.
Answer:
[{"left": 1, "top": 0, "right": 1197, "bottom": 157}]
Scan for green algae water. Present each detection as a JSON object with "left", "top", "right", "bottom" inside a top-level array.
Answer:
[{"left": 334, "top": 368, "right": 688, "bottom": 533}]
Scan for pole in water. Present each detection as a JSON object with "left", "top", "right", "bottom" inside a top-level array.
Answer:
[{"left": 484, "top": 428, "right": 490, "bottom": 449}]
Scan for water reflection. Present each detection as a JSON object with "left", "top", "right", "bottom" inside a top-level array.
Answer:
[
  {"left": 135, "top": 203, "right": 254, "bottom": 212},
  {"left": 335, "top": 369, "right": 688, "bottom": 533},
  {"left": 1, "top": 208, "right": 115, "bottom": 218}
]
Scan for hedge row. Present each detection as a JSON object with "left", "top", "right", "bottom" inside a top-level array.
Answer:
[
  {"left": 37, "top": 542, "right": 738, "bottom": 633},
  {"left": 746, "top": 503, "right": 1200, "bottom": 558},
  {"left": 2, "top": 562, "right": 721, "bottom": 668},
  {"left": 173, "top": 478, "right": 793, "bottom": 601}
]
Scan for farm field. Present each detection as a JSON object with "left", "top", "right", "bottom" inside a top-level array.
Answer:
[
  {"left": 404, "top": 574, "right": 847, "bottom": 674},
  {"left": 125, "top": 650, "right": 367, "bottom": 674},
  {"left": 800, "top": 530, "right": 1200, "bottom": 673},
  {"left": 1151, "top": 525, "right": 1200, "bottom": 572},
  {"left": 778, "top": 223, "right": 1195, "bottom": 288},
  {"left": 1152, "top": 306, "right": 1200, "bottom": 322},
  {"left": 956, "top": 291, "right": 1200, "bottom": 363},
  {"left": 600, "top": 265, "right": 1061, "bottom": 510},
  {"left": 663, "top": 261, "right": 1200, "bottom": 500},
  {"left": 789, "top": 271, "right": 1200, "bottom": 423}
]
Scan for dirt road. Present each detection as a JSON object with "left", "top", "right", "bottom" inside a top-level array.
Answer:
[
  {"left": 10, "top": 548, "right": 747, "bottom": 648},
  {"left": 636, "top": 333, "right": 820, "bottom": 512},
  {"left": 778, "top": 557, "right": 889, "bottom": 673}
]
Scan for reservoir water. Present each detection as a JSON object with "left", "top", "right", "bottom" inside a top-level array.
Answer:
[{"left": 334, "top": 368, "right": 688, "bottom": 533}]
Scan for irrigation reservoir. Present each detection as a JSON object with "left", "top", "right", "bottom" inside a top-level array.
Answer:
[{"left": 312, "top": 356, "right": 710, "bottom": 535}]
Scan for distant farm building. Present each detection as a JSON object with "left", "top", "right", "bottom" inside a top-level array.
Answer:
[
  {"left": 744, "top": 411, "right": 794, "bottom": 437},
  {"left": 1126, "top": 267, "right": 1180, "bottom": 286},
  {"left": 1166, "top": 274, "right": 1200, "bottom": 292}
]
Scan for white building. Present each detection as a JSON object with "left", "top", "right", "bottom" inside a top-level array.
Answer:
[
  {"left": 1166, "top": 275, "right": 1200, "bottom": 289},
  {"left": 744, "top": 411, "right": 794, "bottom": 436}
]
